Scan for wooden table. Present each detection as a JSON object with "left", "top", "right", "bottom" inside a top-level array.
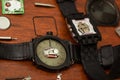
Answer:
[{"left": 0, "top": 0, "right": 120, "bottom": 80}]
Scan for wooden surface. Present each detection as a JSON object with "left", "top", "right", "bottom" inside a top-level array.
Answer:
[{"left": 0, "top": 0, "right": 120, "bottom": 80}]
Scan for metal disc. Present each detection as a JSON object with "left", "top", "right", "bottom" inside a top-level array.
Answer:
[{"left": 0, "top": 16, "right": 10, "bottom": 30}]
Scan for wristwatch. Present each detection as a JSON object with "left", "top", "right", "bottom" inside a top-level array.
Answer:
[
  {"left": 0, "top": 31, "right": 81, "bottom": 71},
  {"left": 86, "top": 0, "right": 120, "bottom": 26},
  {"left": 56, "top": 0, "right": 107, "bottom": 80},
  {"left": 56, "top": 0, "right": 120, "bottom": 80}
]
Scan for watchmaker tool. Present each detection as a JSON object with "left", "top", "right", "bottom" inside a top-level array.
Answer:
[
  {"left": 5, "top": 76, "right": 31, "bottom": 80},
  {"left": 34, "top": 2, "right": 55, "bottom": 8},
  {"left": 0, "top": 36, "right": 17, "bottom": 41}
]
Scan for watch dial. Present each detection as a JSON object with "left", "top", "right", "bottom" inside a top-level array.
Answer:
[
  {"left": 78, "top": 22, "right": 90, "bottom": 34},
  {"left": 72, "top": 18, "right": 96, "bottom": 36},
  {"left": 36, "top": 39, "right": 67, "bottom": 67}
]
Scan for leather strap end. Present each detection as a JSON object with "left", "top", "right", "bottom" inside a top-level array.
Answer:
[{"left": 98, "top": 45, "right": 114, "bottom": 67}]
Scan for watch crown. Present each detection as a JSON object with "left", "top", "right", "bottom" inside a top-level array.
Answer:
[{"left": 46, "top": 31, "right": 53, "bottom": 35}]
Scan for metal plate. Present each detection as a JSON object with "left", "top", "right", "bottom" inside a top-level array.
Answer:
[{"left": 0, "top": 16, "right": 11, "bottom": 30}]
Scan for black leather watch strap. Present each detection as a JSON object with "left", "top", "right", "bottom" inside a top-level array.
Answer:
[
  {"left": 80, "top": 44, "right": 108, "bottom": 80},
  {"left": 57, "top": 0, "right": 84, "bottom": 19},
  {"left": 98, "top": 45, "right": 116, "bottom": 67},
  {"left": 80, "top": 42, "right": 119, "bottom": 80},
  {"left": 71, "top": 44, "right": 120, "bottom": 67},
  {"left": 0, "top": 42, "right": 33, "bottom": 60},
  {"left": 98, "top": 45, "right": 120, "bottom": 79},
  {"left": 56, "top": 0, "right": 78, "bottom": 17},
  {"left": 72, "top": 44, "right": 81, "bottom": 63}
]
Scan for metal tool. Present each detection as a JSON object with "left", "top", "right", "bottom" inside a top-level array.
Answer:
[
  {"left": 0, "top": 36, "right": 17, "bottom": 40},
  {"left": 56, "top": 73, "right": 62, "bottom": 80},
  {"left": 34, "top": 2, "right": 55, "bottom": 8},
  {"left": 5, "top": 76, "right": 31, "bottom": 80},
  {"left": 22, "top": 76, "right": 31, "bottom": 80}
]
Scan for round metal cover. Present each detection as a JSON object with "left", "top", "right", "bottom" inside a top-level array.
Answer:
[
  {"left": 86, "top": 0, "right": 120, "bottom": 26},
  {"left": 0, "top": 16, "right": 11, "bottom": 30}
]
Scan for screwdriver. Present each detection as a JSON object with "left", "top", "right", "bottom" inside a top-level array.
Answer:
[
  {"left": 0, "top": 36, "right": 17, "bottom": 41},
  {"left": 5, "top": 76, "right": 31, "bottom": 80},
  {"left": 34, "top": 2, "right": 56, "bottom": 8}
]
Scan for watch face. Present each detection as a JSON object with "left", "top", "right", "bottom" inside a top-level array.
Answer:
[
  {"left": 36, "top": 39, "right": 67, "bottom": 67},
  {"left": 72, "top": 18, "right": 96, "bottom": 36},
  {"left": 78, "top": 22, "right": 90, "bottom": 34}
]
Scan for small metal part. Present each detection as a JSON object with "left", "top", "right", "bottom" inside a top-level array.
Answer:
[
  {"left": 34, "top": 2, "right": 55, "bottom": 8},
  {"left": 5, "top": 77, "right": 24, "bottom": 80},
  {"left": 56, "top": 73, "right": 62, "bottom": 80},
  {"left": 115, "top": 26, "right": 120, "bottom": 37},
  {"left": 0, "top": 16, "right": 11, "bottom": 30},
  {"left": 0, "top": 36, "right": 17, "bottom": 40},
  {"left": 22, "top": 76, "right": 31, "bottom": 80},
  {"left": 5, "top": 76, "right": 31, "bottom": 80}
]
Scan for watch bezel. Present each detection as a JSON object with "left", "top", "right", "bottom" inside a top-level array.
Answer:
[{"left": 32, "top": 35, "right": 72, "bottom": 71}]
